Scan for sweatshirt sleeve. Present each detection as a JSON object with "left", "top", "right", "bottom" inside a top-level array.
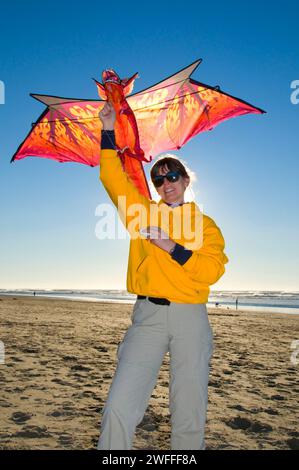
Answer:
[
  {"left": 99, "top": 133, "right": 151, "bottom": 232},
  {"left": 171, "top": 243, "right": 193, "bottom": 265},
  {"left": 182, "top": 216, "right": 229, "bottom": 285}
]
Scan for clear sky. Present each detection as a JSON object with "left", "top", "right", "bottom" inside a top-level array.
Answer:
[{"left": 0, "top": 0, "right": 298, "bottom": 291}]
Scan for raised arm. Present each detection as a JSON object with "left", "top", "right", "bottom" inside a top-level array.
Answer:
[{"left": 98, "top": 102, "right": 151, "bottom": 233}]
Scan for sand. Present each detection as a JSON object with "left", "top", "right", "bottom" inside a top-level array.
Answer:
[{"left": 0, "top": 295, "right": 298, "bottom": 450}]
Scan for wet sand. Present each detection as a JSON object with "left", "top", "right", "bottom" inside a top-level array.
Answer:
[{"left": 0, "top": 295, "right": 298, "bottom": 450}]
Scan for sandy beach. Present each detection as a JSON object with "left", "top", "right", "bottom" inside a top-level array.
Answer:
[{"left": 0, "top": 295, "right": 298, "bottom": 450}]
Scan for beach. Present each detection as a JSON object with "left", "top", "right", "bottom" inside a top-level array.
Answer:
[{"left": 0, "top": 295, "right": 298, "bottom": 450}]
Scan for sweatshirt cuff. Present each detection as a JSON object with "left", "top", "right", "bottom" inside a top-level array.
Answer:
[
  {"left": 171, "top": 243, "right": 193, "bottom": 265},
  {"left": 101, "top": 130, "right": 116, "bottom": 149}
]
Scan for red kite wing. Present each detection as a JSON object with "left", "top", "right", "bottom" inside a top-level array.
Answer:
[
  {"left": 11, "top": 96, "right": 104, "bottom": 166},
  {"left": 127, "top": 60, "right": 265, "bottom": 160}
]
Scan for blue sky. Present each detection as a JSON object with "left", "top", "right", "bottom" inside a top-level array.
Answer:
[{"left": 0, "top": 0, "right": 298, "bottom": 291}]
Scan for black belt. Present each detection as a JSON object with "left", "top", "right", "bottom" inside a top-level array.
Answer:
[{"left": 137, "top": 295, "right": 170, "bottom": 306}]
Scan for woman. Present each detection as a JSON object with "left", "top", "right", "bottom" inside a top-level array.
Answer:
[{"left": 97, "top": 102, "right": 228, "bottom": 450}]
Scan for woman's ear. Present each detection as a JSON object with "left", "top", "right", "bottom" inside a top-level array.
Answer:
[{"left": 184, "top": 176, "right": 190, "bottom": 189}]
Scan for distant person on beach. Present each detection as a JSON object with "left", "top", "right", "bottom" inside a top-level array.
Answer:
[
  {"left": 236, "top": 297, "right": 238, "bottom": 310},
  {"left": 97, "top": 101, "right": 228, "bottom": 450}
]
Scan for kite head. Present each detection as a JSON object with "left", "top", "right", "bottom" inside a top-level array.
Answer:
[
  {"left": 94, "top": 69, "right": 139, "bottom": 101},
  {"left": 93, "top": 69, "right": 120, "bottom": 100},
  {"left": 102, "top": 69, "right": 121, "bottom": 86}
]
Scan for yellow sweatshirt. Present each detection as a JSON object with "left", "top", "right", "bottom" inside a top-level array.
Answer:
[{"left": 100, "top": 149, "right": 229, "bottom": 304}]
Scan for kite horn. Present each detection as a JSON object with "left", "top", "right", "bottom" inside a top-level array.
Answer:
[
  {"left": 93, "top": 78, "right": 107, "bottom": 100},
  {"left": 122, "top": 72, "right": 139, "bottom": 97}
]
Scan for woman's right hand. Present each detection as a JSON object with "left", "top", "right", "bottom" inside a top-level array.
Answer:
[{"left": 99, "top": 101, "right": 116, "bottom": 130}]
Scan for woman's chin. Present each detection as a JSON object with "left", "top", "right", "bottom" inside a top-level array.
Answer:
[
  {"left": 163, "top": 195, "right": 175, "bottom": 203},
  {"left": 164, "top": 197, "right": 181, "bottom": 205}
]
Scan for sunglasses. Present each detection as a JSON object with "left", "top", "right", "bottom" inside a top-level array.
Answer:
[{"left": 152, "top": 171, "right": 181, "bottom": 188}]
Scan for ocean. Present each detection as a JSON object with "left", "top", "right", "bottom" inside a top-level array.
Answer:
[{"left": 1, "top": 289, "right": 299, "bottom": 315}]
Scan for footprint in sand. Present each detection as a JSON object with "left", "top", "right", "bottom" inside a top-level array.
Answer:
[
  {"left": 47, "top": 405, "right": 76, "bottom": 418},
  {"left": 0, "top": 400, "right": 11, "bottom": 408},
  {"left": 70, "top": 365, "right": 91, "bottom": 372},
  {"left": 13, "top": 425, "right": 49, "bottom": 438},
  {"left": 94, "top": 346, "right": 108, "bottom": 353},
  {"left": 62, "top": 355, "right": 78, "bottom": 362},
  {"left": 11, "top": 412, "right": 32, "bottom": 424},
  {"left": 225, "top": 416, "right": 251, "bottom": 430},
  {"left": 19, "top": 347, "right": 40, "bottom": 354},
  {"left": 11, "top": 356, "right": 23, "bottom": 363},
  {"left": 49, "top": 411, "right": 62, "bottom": 417},
  {"left": 142, "top": 423, "right": 156, "bottom": 432},
  {"left": 58, "top": 434, "right": 74, "bottom": 447},
  {"left": 270, "top": 394, "right": 285, "bottom": 401},
  {"left": 208, "top": 380, "right": 221, "bottom": 388},
  {"left": 287, "top": 438, "right": 299, "bottom": 450},
  {"left": 103, "top": 373, "right": 112, "bottom": 379},
  {"left": 264, "top": 408, "right": 279, "bottom": 415},
  {"left": 250, "top": 422, "right": 273, "bottom": 433},
  {"left": 225, "top": 416, "right": 273, "bottom": 434},
  {"left": 229, "top": 404, "right": 248, "bottom": 412},
  {"left": 51, "top": 378, "right": 73, "bottom": 386}
]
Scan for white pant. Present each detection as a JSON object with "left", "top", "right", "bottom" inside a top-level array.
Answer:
[{"left": 97, "top": 297, "right": 214, "bottom": 450}]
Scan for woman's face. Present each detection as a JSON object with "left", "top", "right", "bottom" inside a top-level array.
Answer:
[{"left": 155, "top": 164, "right": 190, "bottom": 205}]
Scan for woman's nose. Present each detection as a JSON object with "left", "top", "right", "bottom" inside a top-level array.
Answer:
[{"left": 163, "top": 178, "right": 171, "bottom": 188}]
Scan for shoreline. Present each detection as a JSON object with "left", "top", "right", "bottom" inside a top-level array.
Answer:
[{"left": 1, "top": 294, "right": 299, "bottom": 316}]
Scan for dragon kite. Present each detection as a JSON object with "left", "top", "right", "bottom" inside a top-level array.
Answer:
[{"left": 11, "top": 59, "right": 265, "bottom": 198}]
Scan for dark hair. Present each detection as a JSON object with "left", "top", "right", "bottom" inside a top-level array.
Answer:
[{"left": 150, "top": 156, "right": 190, "bottom": 182}]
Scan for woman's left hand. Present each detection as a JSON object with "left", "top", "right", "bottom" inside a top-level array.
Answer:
[{"left": 142, "top": 226, "right": 176, "bottom": 253}]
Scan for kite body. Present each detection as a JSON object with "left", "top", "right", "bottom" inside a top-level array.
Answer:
[
  {"left": 11, "top": 59, "right": 265, "bottom": 200},
  {"left": 94, "top": 69, "right": 151, "bottom": 198},
  {"left": 95, "top": 69, "right": 147, "bottom": 162}
]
